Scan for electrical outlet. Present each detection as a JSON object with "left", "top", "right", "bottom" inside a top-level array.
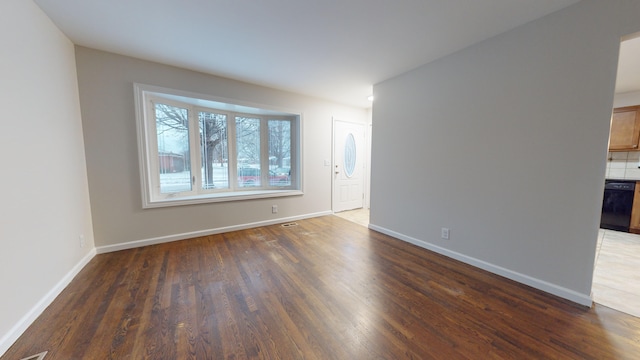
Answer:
[
  {"left": 441, "top": 228, "right": 450, "bottom": 240},
  {"left": 79, "top": 234, "right": 85, "bottom": 248},
  {"left": 272, "top": 205, "right": 278, "bottom": 214}
]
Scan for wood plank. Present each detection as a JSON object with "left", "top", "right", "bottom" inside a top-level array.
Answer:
[{"left": 3, "top": 215, "right": 640, "bottom": 359}]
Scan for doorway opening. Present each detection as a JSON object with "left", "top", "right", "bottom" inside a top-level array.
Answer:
[{"left": 593, "top": 32, "right": 640, "bottom": 318}]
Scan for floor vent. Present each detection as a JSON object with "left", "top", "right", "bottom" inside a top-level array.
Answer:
[
  {"left": 20, "top": 351, "right": 48, "bottom": 360},
  {"left": 281, "top": 222, "right": 298, "bottom": 228}
]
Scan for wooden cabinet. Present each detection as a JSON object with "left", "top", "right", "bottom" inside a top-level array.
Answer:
[
  {"left": 630, "top": 181, "right": 640, "bottom": 234},
  {"left": 609, "top": 106, "right": 640, "bottom": 151}
]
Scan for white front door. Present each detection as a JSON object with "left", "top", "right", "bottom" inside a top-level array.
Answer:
[{"left": 333, "top": 120, "right": 365, "bottom": 212}]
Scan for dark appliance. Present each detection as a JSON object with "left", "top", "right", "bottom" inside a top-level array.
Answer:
[{"left": 600, "top": 180, "right": 636, "bottom": 232}]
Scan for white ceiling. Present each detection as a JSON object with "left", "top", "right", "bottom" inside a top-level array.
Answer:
[{"left": 32, "top": 0, "right": 601, "bottom": 108}]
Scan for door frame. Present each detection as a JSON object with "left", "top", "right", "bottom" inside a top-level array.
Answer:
[{"left": 332, "top": 118, "right": 371, "bottom": 213}]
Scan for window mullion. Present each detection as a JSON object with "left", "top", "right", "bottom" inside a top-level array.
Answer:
[
  {"left": 292, "top": 117, "right": 298, "bottom": 188},
  {"left": 261, "top": 117, "right": 269, "bottom": 187},
  {"left": 189, "top": 105, "right": 201, "bottom": 194},
  {"left": 147, "top": 98, "right": 162, "bottom": 198},
  {"left": 228, "top": 113, "right": 238, "bottom": 190}
]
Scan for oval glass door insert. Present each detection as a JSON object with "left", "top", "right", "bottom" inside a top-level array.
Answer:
[{"left": 344, "top": 133, "right": 356, "bottom": 177}]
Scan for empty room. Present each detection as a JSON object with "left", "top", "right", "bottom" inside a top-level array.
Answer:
[{"left": 3, "top": 0, "right": 640, "bottom": 359}]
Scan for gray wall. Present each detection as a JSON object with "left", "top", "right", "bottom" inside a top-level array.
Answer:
[
  {"left": 75, "top": 47, "right": 368, "bottom": 249},
  {"left": 0, "top": 0, "right": 95, "bottom": 354},
  {"left": 370, "top": 0, "right": 640, "bottom": 304}
]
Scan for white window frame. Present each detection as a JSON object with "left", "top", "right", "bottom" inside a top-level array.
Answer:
[{"left": 134, "top": 83, "right": 302, "bottom": 208}]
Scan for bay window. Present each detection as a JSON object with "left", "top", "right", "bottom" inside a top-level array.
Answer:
[{"left": 135, "top": 84, "right": 301, "bottom": 207}]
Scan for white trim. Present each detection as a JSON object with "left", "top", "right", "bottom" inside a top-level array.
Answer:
[
  {"left": 368, "top": 224, "right": 593, "bottom": 307},
  {"left": 365, "top": 122, "right": 372, "bottom": 209},
  {"left": 96, "top": 211, "right": 332, "bottom": 254},
  {"left": 143, "top": 190, "right": 303, "bottom": 208},
  {"left": 134, "top": 83, "right": 304, "bottom": 117},
  {"left": 0, "top": 249, "right": 97, "bottom": 357}
]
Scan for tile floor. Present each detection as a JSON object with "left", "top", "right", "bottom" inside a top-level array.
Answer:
[
  {"left": 335, "top": 209, "right": 640, "bottom": 318},
  {"left": 334, "top": 208, "right": 370, "bottom": 227},
  {"left": 593, "top": 229, "right": 640, "bottom": 318}
]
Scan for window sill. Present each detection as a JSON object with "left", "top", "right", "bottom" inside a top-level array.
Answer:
[{"left": 143, "top": 189, "right": 303, "bottom": 209}]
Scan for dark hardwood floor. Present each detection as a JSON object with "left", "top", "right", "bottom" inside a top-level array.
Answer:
[{"left": 4, "top": 215, "right": 640, "bottom": 359}]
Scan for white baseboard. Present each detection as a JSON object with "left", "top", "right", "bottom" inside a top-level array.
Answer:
[
  {"left": 368, "top": 224, "right": 593, "bottom": 307},
  {"left": 0, "top": 248, "right": 97, "bottom": 357},
  {"left": 96, "top": 211, "right": 333, "bottom": 254}
]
